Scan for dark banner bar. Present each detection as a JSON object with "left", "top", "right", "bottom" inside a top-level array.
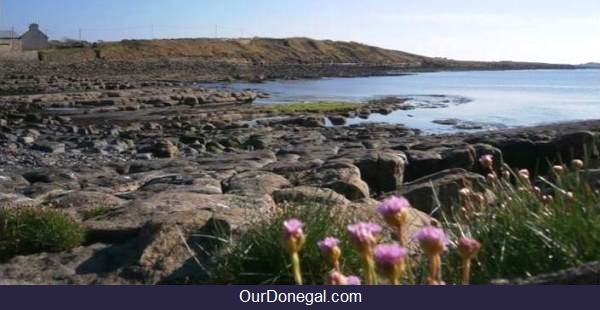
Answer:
[{"left": 0, "top": 286, "right": 594, "bottom": 310}]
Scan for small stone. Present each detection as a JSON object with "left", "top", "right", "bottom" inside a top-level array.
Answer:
[
  {"left": 135, "top": 153, "right": 153, "bottom": 160},
  {"left": 18, "top": 136, "right": 36, "bottom": 145},
  {"left": 32, "top": 141, "right": 66, "bottom": 154},
  {"left": 152, "top": 139, "right": 179, "bottom": 158},
  {"left": 183, "top": 97, "right": 199, "bottom": 106},
  {"left": 328, "top": 115, "right": 347, "bottom": 126}
]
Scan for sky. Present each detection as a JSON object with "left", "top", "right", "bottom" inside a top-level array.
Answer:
[{"left": 1, "top": 0, "right": 599, "bottom": 64}]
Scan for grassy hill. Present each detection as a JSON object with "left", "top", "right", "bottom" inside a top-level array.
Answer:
[{"left": 39, "top": 37, "right": 574, "bottom": 71}]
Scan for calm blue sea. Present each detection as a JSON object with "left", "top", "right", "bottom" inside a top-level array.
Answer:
[{"left": 230, "top": 69, "right": 600, "bottom": 133}]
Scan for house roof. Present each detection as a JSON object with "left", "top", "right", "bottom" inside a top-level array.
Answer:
[{"left": 0, "top": 30, "right": 19, "bottom": 39}]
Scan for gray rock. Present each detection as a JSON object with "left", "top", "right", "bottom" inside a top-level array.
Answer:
[
  {"left": 18, "top": 136, "right": 36, "bottom": 145},
  {"left": 493, "top": 261, "right": 600, "bottom": 285},
  {"left": 405, "top": 145, "right": 475, "bottom": 181},
  {"left": 328, "top": 115, "right": 347, "bottom": 126},
  {"left": 32, "top": 141, "right": 66, "bottom": 154},
  {"left": 152, "top": 139, "right": 179, "bottom": 158},
  {"left": 351, "top": 150, "right": 407, "bottom": 194},
  {"left": 303, "top": 159, "right": 370, "bottom": 201},
  {"left": 273, "top": 186, "right": 350, "bottom": 206},
  {"left": 395, "top": 168, "right": 487, "bottom": 214},
  {"left": 224, "top": 171, "right": 291, "bottom": 195}
]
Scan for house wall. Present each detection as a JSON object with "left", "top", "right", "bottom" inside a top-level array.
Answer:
[{"left": 21, "top": 31, "right": 49, "bottom": 50}]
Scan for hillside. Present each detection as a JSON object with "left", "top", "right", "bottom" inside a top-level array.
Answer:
[
  {"left": 579, "top": 62, "right": 600, "bottom": 68},
  {"left": 39, "top": 37, "right": 574, "bottom": 70}
]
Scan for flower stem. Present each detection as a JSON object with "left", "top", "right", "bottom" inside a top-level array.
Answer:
[
  {"left": 291, "top": 252, "right": 303, "bottom": 285},
  {"left": 363, "top": 255, "right": 377, "bottom": 285},
  {"left": 434, "top": 254, "right": 443, "bottom": 283},
  {"left": 461, "top": 259, "right": 472, "bottom": 285},
  {"left": 428, "top": 254, "right": 443, "bottom": 285},
  {"left": 397, "top": 226, "right": 405, "bottom": 247},
  {"left": 333, "top": 259, "right": 340, "bottom": 272}
]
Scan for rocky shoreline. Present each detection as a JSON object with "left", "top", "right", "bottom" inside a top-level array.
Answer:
[{"left": 1, "top": 68, "right": 599, "bottom": 285}]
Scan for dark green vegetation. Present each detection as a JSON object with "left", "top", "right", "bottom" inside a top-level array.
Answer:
[
  {"left": 446, "top": 166, "right": 600, "bottom": 284},
  {"left": 208, "top": 163, "right": 600, "bottom": 285},
  {"left": 209, "top": 202, "right": 366, "bottom": 285},
  {"left": 262, "top": 101, "right": 362, "bottom": 114},
  {"left": 0, "top": 208, "right": 85, "bottom": 262}
]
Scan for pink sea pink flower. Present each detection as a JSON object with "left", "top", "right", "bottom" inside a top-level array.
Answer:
[
  {"left": 414, "top": 226, "right": 448, "bottom": 256},
  {"left": 457, "top": 237, "right": 482, "bottom": 260}
]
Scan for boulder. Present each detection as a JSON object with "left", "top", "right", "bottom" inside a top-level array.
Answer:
[
  {"left": 302, "top": 160, "right": 370, "bottom": 201},
  {"left": 48, "top": 191, "right": 126, "bottom": 219},
  {"left": 405, "top": 145, "right": 476, "bottom": 181},
  {"left": 273, "top": 186, "right": 350, "bottom": 206},
  {"left": 0, "top": 193, "right": 40, "bottom": 208},
  {"left": 84, "top": 191, "right": 274, "bottom": 244},
  {"left": 395, "top": 168, "right": 487, "bottom": 214},
  {"left": 0, "top": 242, "right": 142, "bottom": 285},
  {"left": 182, "top": 97, "right": 199, "bottom": 106},
  {"left": 328, "top": 115, "right": 347, "bottom": 126},
  {"left": 350, "top": 150, "right": 407, "bottom": 194},
  {"left": 224, "top": 171, "right": 291, "bottom": 195},
  {"left": 469, "top": 131, "right": 598, "bottom": 174},
  {"left": 0, "top": 173, "right": 30, "bottom": 193}
]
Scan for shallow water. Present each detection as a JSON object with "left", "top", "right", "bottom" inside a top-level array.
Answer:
[{"left": 230, "top": 69, "right": 600, "bottom": 133}]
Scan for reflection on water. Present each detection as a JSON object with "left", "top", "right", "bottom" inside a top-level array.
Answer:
[{"left": 227, "top": 69, "right": 600, "bottom": 133}]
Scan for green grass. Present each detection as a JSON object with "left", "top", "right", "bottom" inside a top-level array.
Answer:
[
  {"left": 262, "top": 101, "right": 361, "bottom": 114},
  {"left": 206, "top": 161, "right": 600, "bottom": 285},
  {"left": 208, "top": 202, "right": 372, "bottom": 285},
  {"left": 0, "top": 208, "right": 85, "bottom": 262},
  {"left": 442, "top": 165, "right": 600, "bottom": 284}
]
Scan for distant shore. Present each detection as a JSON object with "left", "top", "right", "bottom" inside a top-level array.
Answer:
[{"left": 0, "top": 37, "right": 579, "bottom": 83}]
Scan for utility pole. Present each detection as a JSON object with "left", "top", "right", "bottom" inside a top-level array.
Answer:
[
  {"left": 78, "top": 28, "right": 82, "bottom": 42},
  {"left": 214, "top": 25, "right": 218, "bottom": 38},
  {"left": 151, "top": 24, "right": 154, "bottom": 39}
]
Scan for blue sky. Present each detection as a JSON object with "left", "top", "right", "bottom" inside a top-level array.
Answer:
[{"left": 1, "top": 0, "right": 598, "bottom": 64}]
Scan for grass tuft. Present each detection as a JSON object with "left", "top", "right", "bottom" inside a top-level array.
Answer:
[
  {"left": 0, "top": 208, "right": 85, "bottom": 262},
  {"left": 209, "top": 202, "right": 368, "bottom": 285},
  {"left": 443, "top": 165, "right": 600, "bottom": 284}
]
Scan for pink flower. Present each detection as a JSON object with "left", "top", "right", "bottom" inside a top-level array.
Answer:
[
  {"left": 283, "top": 219, "right": 304, "bottom": 239},
  {"left": 283, "top": 219, "right": 306, "bottom": 254},
  {"left": 345, "top": 276, "right": 362, "bottom": 285},
  {"left": 347, "top": 223, "right": 382, "bottom": 247},
  {"left": 414, "top": 226, "right": 448, "bottom": 256},
  {"left": 318, "top": 237, "right": 340, "bottom": 253},
  {"left": 328, "top": 271, "right": 362, "bottom": 286},
  {"left": 457, "top": 237, "right": 482, "bottom": 260},
  {"left": 328, "top": 271, "right": 347, "bottom": 285},
  {"left": 318, "top": 237, "right": 342, "bottom": 270},
  {"left": 479, "top": 155, "right": 494, "bottom": 170},
  {"left": 377, "top": 196, "right": 411, "bottom": 216},
  {"left": 377, "top": 196, "right": 411, "bottom": 228},
  {"left": 374, "top": 244, "right": 408, "bottom": 283},
  {"left": 374, "top": 244, "right": 408, "bottom": 267}
]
